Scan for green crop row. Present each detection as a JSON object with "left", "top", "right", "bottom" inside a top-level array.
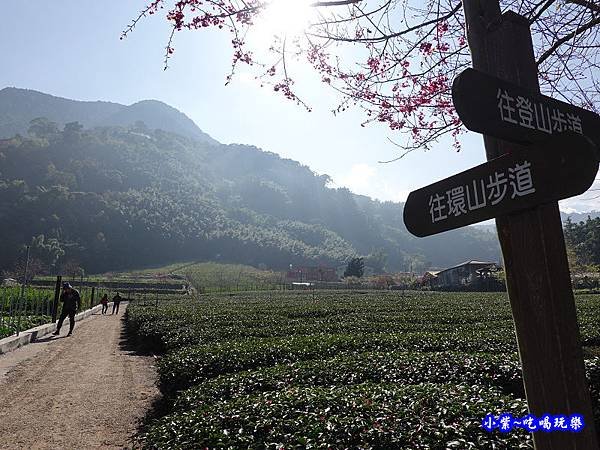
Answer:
[
  {"left": 127, "top": 291, "right": 600, "bottom": 353},
  {"left": 157, "top": 333, "right": 518, "bottom": 395},
  {"left": 171, "top": 351, "right": 525, "bottom": 411},
  {"left": 126, "top": 290, "right": 600, "bottom": 448},
  {"left": 0, "top": 315, "right": 52, "bottom": 339},
  {"left": 126, "top": 291, "right": 521, "bottom": 353},
  {"left": 139, "top": 383, "right": 532, "bottom": 449}
]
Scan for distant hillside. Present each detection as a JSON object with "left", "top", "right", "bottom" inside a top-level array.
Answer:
[
  {"left": 472, "top": 211, "right": 600, "bottom": 233},
  {"left": 0, "top": 87, "right": 218, "bottom": 145},
  {"left": 0, "top": 90, "right": 501, "bottom": 274}
]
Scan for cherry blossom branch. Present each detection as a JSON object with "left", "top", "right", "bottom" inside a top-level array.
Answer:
[
  {"left": 127, "top": 0, "right": 600, "bottom": 154},
  {"left": 307, "top": 2, "right": 461, "bottom": 43}
]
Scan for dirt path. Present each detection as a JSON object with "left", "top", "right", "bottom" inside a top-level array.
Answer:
[{"left": 0, "top": 304, "right": 159, "bottom": 449}]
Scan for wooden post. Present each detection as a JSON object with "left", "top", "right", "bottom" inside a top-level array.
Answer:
[
  {"left": 90, "top": 286, "right": 95, "bottom": 309},
  {"left": 51, "top": 275, "right": 62, "bottom": 323},
  {"left": 463, "top": 1, "right": 598, "bottom": 447},
  {"left": 19, "top": 245, "right": 30, "bottom": 299}
]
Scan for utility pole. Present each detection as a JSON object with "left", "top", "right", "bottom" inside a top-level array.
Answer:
[
  {"left": 462, "top": 1, "right": 598, "bottom": 447},
  {"left": 51, "top": 275, "right": 62, "bottom": 323},
  {"left": 19, "top": 245, "right": 31, "bottom": 299},
  {"left": 16, "top": 245, "right": 31, "bottom": 336}
]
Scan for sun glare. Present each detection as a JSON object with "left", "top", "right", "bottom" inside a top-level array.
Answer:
[{"left": 256, "top": 0, "right": 315, "bottom": 39}]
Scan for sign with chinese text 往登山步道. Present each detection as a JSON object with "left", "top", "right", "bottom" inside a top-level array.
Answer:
[
  {"left": 452, "top": 68, "right": 600, "bottom": 152},
  {"left": 403, "top": 132, "right": 598, "bottom": 237}
]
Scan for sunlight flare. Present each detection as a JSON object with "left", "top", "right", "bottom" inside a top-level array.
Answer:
[{"left": 256, "top": 0, "right": 315, "bottom": 39}]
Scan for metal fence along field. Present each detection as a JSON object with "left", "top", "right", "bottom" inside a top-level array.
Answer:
[
  {"left": 0, "top": 281, "right": 171, "bottom": 339},
  {"left": 0, "top": 286, "right": 55, "bottom": 338}
]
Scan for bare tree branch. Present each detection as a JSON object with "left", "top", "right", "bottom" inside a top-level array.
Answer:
[
  {"left": 310, "top": 0, "right": 361, "bottom": 6},
  {"left": 529, "top": 0, "right": 557, "bottom": 24},
  {"left": 537, "top": 15, "right": 600, "bottom": 65},
  {"left": 567, "top": 0, "right": 600, "bottom": 14}
]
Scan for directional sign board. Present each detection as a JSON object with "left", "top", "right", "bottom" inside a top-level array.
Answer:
[
  {"left": 452, "top": 68, "right": 600, "bottom": 151},
  {"left": 403, "top": 132, "right": 598, "bottom": 237}
]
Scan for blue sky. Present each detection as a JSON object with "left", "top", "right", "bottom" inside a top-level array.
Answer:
[{"left": 0, "top": 0, "right": 596, "bottom": 212}]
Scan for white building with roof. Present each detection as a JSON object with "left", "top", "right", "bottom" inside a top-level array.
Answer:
[{"left": 428, "top": 260, "right": 500, "bottom": 288}]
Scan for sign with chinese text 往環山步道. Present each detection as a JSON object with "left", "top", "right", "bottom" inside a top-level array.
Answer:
[
  {"left": 403, "top": 132, "right": 598, "bottom": 237},
  {"left": 452, "top": 68, "right": 600, "bottom": 152}
]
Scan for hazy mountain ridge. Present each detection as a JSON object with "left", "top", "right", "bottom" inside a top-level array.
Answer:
[
  {"left": 561, "top": 211, "right": 600, "bottom": 223},
  {"left": 0, "top": 87, "right": 218, "bottom": 145},
  {"left": 0, "top": 89, "right": 501, "bottom": 273},
  {"left": 472, "top": 211, "right": 600, "bottom": 236}
]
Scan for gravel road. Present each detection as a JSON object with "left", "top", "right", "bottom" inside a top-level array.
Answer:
[{"left": 0, "top": 304, "right": 159, "bottom": 449}]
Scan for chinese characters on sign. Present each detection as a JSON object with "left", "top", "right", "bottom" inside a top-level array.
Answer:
[
  {"left": 497, "top": 89, "right": 584, "bottom": 135},
  {"left": 452, "top": 68, "right": 600, "bottom": 150},
  {"left": 482, "top": 413, "right": 584, "bottom": 433},
  {"left": 428, "top": 160, "right": 535, "bottom": 224},
  {"left": 403, "top": 132, "right": 598, "bottom": 237}
]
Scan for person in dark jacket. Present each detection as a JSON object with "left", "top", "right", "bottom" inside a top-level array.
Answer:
[
  {"left": 112, "top": 292, "right": 122, "bottom": 315},
  {"left": 53, "top": 282, "right": 81, "bottom": 337},
  {"left": 100, "top": 294, "right": 109, "bottom": 314}
]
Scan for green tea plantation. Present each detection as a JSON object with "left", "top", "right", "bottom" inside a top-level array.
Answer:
[{"left": 125, "top": 291, "right": 600, "bottom": 449}]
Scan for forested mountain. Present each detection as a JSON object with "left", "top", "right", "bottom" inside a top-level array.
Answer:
[
  {"left": 0, "top": 90, "right": 501, "bottom": 274},
  {"left": 0, "top": 87, "right": 217, "bottom": 144}
]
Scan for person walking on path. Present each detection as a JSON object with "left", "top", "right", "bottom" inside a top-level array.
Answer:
[
  {"left": 112, "top": 292, "right": 122, "bottom": 315},
  {"left": 53, "top": 282, "right": 81, "bottom": 337},
  {"left": 100, "top": 294, "right": 109, "bottom": 315}
]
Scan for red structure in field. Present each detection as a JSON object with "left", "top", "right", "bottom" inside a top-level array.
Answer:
[{"left": 286, "top": 266, "right": 338, "bottom": 282}]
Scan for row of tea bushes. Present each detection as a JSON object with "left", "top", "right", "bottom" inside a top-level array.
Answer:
[
  {"left": 157, "top": 333, "right": 519, "bottom": 395},
  {"left": 170, "top": 351, "right": 525, "bottom": 411},
  {"left": 126, "top": 291, "right": 600, "bottom": 448},
  {"left": 126, "top": 291, "right": 520, "bottom": 352},
  {"left": 139, "top": 383, "right": 532, "bottom": 449}
]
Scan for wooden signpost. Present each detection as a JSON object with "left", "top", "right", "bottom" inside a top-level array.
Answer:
[
  {"left": 404, "top": 2, "right": 600, "bottom": 448},
  {"left": 452, "top": 68, "right": 600, "bottom": 151},
  {"left": 404, "top": 132, "right": 598, "bottom": 237}
]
